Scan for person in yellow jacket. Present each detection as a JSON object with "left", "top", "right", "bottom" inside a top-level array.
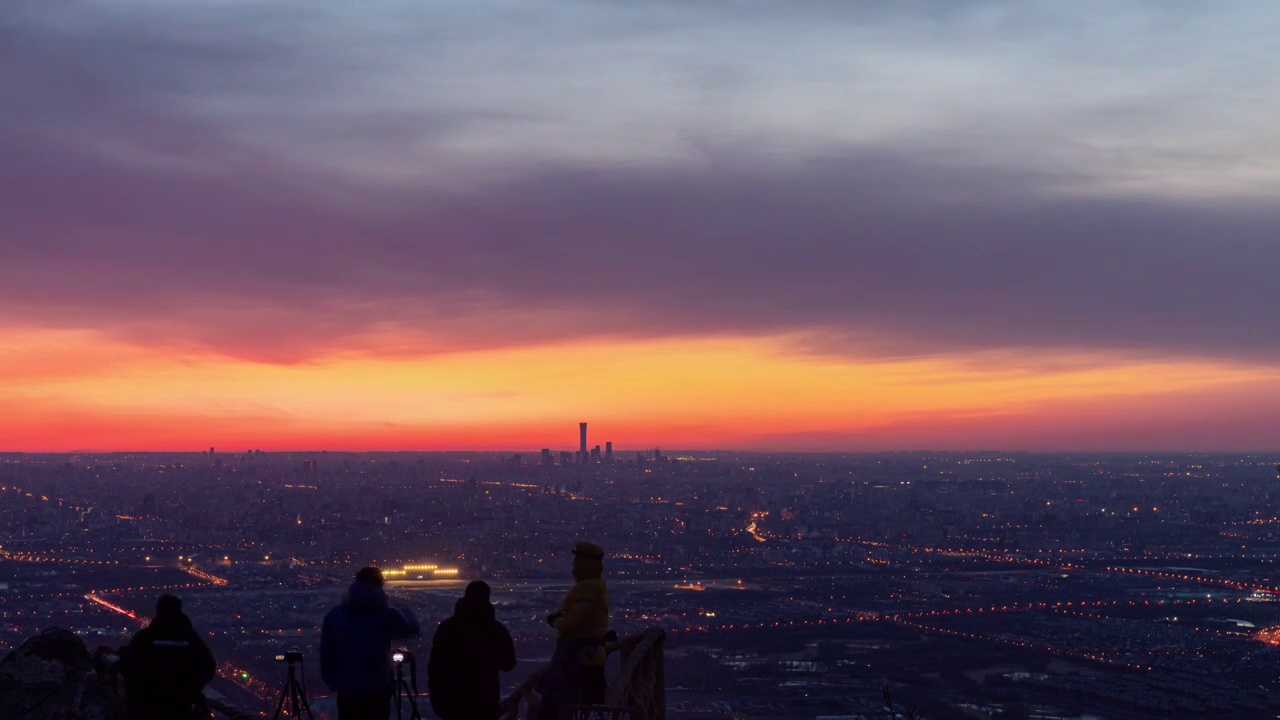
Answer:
[{"left": 538, "top": 541, "right": 610, "bottom": 720}]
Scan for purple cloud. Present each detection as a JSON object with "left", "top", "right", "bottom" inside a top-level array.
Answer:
[{"left": 2, "top": 0, "right": 1278, "bottom": 364}]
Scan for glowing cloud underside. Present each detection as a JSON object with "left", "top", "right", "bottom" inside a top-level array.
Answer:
[{"left": 2, "top": 329, "right": 1279, "bottom": 451}]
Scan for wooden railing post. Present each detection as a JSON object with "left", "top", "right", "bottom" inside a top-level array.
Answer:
[
  {"left": 604, "top": 628, "right": 666, "bottom": 720},
  {"left": 500, "top": 627, "right": 665, "bottom": 720}
]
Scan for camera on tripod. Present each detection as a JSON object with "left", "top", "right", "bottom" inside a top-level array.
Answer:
[
  {"left": 392, "top": 647, "right": 422, "bottom": 719},
  {"left": 271, "top": 647, "right": 314, "bottom": 720}
]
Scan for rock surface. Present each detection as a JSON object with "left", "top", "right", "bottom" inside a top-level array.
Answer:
[{"left": 0, "top": 627, "right": 119, "bottom": 719}]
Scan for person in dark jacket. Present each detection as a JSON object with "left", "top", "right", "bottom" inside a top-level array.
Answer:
[
  {"left": 119, "top": 594, "right": 217, "bottom": 720},
  {"left": 321, "top": 567, "right": 421, "bottom": 720},
  {"left": 427, "top": 581, "right": 517, "bottom": 720}
]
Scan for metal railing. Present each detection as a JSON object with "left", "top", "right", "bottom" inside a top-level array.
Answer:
[{"left": 501, "top": 628, "right": 666, "bottom": 720}]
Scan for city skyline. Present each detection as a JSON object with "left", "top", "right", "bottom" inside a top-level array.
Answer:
[
  {"left": 5, "top": 449, "right": 1280, "bottom": 718},
  {"left": 4, "top": 1, "right": 1280, "bottom": 452}
]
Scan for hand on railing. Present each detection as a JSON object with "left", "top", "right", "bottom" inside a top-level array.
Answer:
[
  {"left": 602, "top": 630, "right": 621, "bottom": 656},
  {"left": 501, "top": 663, "right": 548, "bottom": 720}
]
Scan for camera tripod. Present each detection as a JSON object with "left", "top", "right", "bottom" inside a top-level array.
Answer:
[
  {"left": 272, "top": 655, "right": 316, "bottom": 720},
  {"left": 393, "top": 653, "right": 423, "bottom": 720}
]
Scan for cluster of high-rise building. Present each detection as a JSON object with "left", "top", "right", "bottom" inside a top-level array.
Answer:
[
  {"left": 540, "top": 422, "right": 615, "bottom": 466},
  {"left": 530, "top": 423, "right": 676, "bottom": 467}
]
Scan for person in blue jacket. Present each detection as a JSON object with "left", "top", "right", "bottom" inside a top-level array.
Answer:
[{"left": 321, "top": 567, "right": 421, "bottom": 720}]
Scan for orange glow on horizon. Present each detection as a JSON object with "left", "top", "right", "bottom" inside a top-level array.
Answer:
[{"left": 2, "top": 327, "right": 1279, "bottom": 452}]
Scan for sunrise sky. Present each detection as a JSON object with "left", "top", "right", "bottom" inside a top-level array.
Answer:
[{"left": 3, "top": 1, "right": 1278, "bottom": 452}]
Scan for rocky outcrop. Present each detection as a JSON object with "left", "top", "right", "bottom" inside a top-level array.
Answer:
[{"left": 0, "top": 627, "right": 120, "bottom": 719}]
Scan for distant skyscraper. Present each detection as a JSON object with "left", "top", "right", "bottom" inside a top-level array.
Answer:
[
  {"left": 605, "top": 442, "right": 613, "bottom": 461},
  {"left": 542, "top": 448, "right": 553, "bottom": 466},
  {"left": 591, "top": 445, "right": 601, "bottom": 462},
  {"left": 579, "top": 422, "right": 588, "bottom": 463}
]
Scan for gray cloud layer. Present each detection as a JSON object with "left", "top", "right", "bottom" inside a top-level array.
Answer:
[{"left": 3, "top": 0, "right": 1278, "bottom": 362}]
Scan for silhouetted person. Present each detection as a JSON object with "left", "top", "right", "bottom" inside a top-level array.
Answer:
[
  {"left": 427, "top": 581, "right": 517, "bottom": 720},
  {"left": 321, "top": 567, "right": 421, "bottom": 720},
  {"left": 538, "top": 542, "right": 610, "bottom": 720},
  {"left": 119, "top": 594, "right": 217, "bottom": 720}
]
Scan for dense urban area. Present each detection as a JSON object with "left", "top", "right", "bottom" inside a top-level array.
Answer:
[{"left": 4, "top": 439, "right": 1280, "bottom": 719}]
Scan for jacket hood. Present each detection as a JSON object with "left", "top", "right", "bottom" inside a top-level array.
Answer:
[
  {"left": 149, "top": 609, "right": 194, "bottom": 633},
  {"left": 343, "top": 578, "right": 390, "bottom": 614},
  {"left": 454, "top": 596, "right": 495, "bottom": 624}
]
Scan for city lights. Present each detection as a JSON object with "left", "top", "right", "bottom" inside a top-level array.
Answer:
[{"left": 3, "top": 450, "right": 1280, "bottom": 716}]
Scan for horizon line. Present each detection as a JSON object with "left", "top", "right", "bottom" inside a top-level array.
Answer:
[{"left": 1, "top": 447, "right": 1277, "bottom": 456}]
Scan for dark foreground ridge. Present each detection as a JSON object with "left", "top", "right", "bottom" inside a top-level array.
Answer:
[{"left": 0, "top": 628, "right": 117, "bottom": 719}]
